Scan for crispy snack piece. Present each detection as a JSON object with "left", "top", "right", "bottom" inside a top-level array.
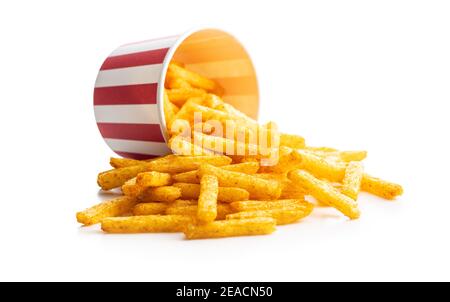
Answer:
[
  {"left": 174, "top": 183, "right": 250, "bottom": 202},
  {"left": 361, "top": 174, "right": 403, "bottom": 200},
  {"left": 198, "top": 164, "right": 281, "bottom": 200},
  {"left": 138, "top": 186, "right": 182, "bottom": 203},
  {"left": 167, "top": 63, "right": 218, "bottom": 92},
  {"left": 110, "top": 157, "right": 149, "bottom": 169},
  {"left": 145, "top": 155, "right": 232, "bottom": 174},
  {"left": 164, "top": 90, "right": 179, "bottom": 126},
  {"left": 76, "top": 196, "right": 136, "bottom": 226},
  {"left": 166, "top": 87, "right": 208, "bottom": 107},
  {"left": 98, "top": 164, "right": 150, "bottom": 191},
  {"left": 121, "top": 177, "right": 143, "bottom": 197},
  {"left": 136, "top": 171, "right": 172, "bottom": 187},
  {"left": 184, "top": 217, "right": 276, "bottom": 239},
  {"left": 197, "top": 175, "right": 219, "bottom": 223},
  {"left": 168, "top": 136, "right": 215, "bottom": 156},
  {"left": 230, "top": 199, "right": 310, "bottom": 212},
  {"left": 101, "top": 215, "right": 193, "bottom": 233},
  {"left": 166, "top": 204, "right": 233, "bottom": 220},
  {"left": 280, "top": 133, "right": 305, "bottom": 149},
  {"left": 226, "top": 205, "right": 313, "bottom": 225},
  {"left": 172, "top": 162, "right": 259, "bottom": 184},
  {"left": 341, "top": 161, "right": 364, "bottom": 200},
  {"left": 288, "top": 169, "right": 360, "bottom": 219},
  {"left": 132, "top": 203, "right": 168, "bottom": 216},
  {"left": 295, "top": 150, "right": 346, "bottom": 182}
]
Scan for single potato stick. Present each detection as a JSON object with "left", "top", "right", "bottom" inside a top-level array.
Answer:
[
  {"left": 138, "top": 186, "right": 181, "bottom": 203},
  {"left": 226, "top": 205, "right": 313, "bottom": 225},
  {"left": 98, "top": 164, "right": 151, "bottom": 190},
  {"left": 288, "top": 169, "right": 360, "bottom": 219},
  {"left": 101, "top": 215, "right": 193, "bottom": 233},
  {"left": 167, "top": 63, "right": 218, "bottom": 92},
  {"left": 230, "top": 199, "right": 311, "bottom": 212},
  {"left": 184, "top": 217, "right": 276, "bottom": 239},
  {"left": 174, "top": 183, "right": 250, "bottom": 202},
  {"left": 172, "top": 162, "right": 259, "bottom": 183},
  {"left": 132, "top": 203, "right": 168, "bottom": 215},
  {"left": 76, "top": 196, "right": 137, "bottom": 226},
  {"left": 136, "top": 171, "right": 172, "bottom": 187},
  {"left": 361, "top": 174, "right": 403, "bottom": 200},
  {"left": 341, "top": 161, "right": 364, "bottom": 200},
  {"left": 110, "top": 157, "right": 149, "bottom": 169},
  {"left": 145, "top": 155, "right": 232, "bottom": 174},
  {"left": 198, "top": 164, "right": 281, "bottom": 200},
  {"left": 197, "top": 175, "right": 219, "bottom": 223},
  {"left": 166, "top": 204, "right": 233, "bottom": 220}
]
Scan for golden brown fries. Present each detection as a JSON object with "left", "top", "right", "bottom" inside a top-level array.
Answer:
[
  {"left": 136, "top": 171, "right": 172, "bottom": 187},
  {"left": 101, "top": 215, "right": 193, "bottom": 233},
  {"left": 230, "top": 199, "right": 310, "bottom": 212},
  {"left": 166, "top": 204, "right": 233, "bottom": 220},
  {"left": 98, "top": 164, "right": 150, "bottom": 191},
  {"left": 76, "top": 196, "right": 136, "bottom": 226},
  {"left": 288, "top": 169, "right": 360, "bottom": 219},
  {"left": 172, "top": 162, "right": 259, "bottom": 183},
  {"left": 79, "top": 62, "right": 404, "bottom": 239},
  {"left": 174, "top": 183, "right": 249, "bottom": 202},
  {"left": 132, "top": 203, "right": 169, "bottom": 216},
  {"left": 361, "top": 174, "right": 404, "bottom": 200},
  {"left": 341, "top": 161, "right": 364, "bottom": 200},
  {"left": 110, "top": 157, "right": 148, "bottom": 169},
  {"left": 184, "top": 217, "right": 276, "bottom": 239},
  {"left": 226, "top": 205, "right": 313, "bottom": 225},
  {"left": 198, "top": 164, "right": 281, "bottom": 200},
  {"left": 138, "top": 186, "right": 182, "bottom": 203},
  {"left": 197, "top": 175, "right": 219, "bottom": 223}
]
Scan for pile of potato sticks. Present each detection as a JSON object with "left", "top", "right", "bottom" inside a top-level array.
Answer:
[{"left": 77, "top": 63, "right": 403, "bottom": 239}]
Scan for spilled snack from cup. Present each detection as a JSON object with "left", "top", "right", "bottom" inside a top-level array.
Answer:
[{"left": 81, "top": 29, "right": 403, "bottom": 239}]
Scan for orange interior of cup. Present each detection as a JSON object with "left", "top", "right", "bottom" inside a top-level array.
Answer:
[{"left": 170, "top": 29, "right": 259, "bottom": 119}]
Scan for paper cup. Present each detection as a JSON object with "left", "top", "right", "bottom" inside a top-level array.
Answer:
[{"left": 94, "top": 28, "right": 259, "bottom": 159}]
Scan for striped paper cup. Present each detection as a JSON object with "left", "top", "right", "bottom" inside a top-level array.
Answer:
[{"left": 94, "top": 28, "right": 259, "bottom": 159}]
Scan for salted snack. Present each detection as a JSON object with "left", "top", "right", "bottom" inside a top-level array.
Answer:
[{"left": 78, "top": 63, "right": 403, "bottom": 239}]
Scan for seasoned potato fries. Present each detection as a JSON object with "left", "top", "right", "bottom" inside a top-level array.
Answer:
[{"left": 78, "top": 62, "right": 403, "bottom": 239}]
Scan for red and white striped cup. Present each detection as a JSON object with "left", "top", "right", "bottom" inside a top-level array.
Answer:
[{"left": 94, "top": 28, "right": 259, "bottom": 159}]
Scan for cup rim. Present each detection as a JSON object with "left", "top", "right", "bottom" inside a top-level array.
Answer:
[{"left": 156, "top": 27, "right": 260, "bottom": 143}]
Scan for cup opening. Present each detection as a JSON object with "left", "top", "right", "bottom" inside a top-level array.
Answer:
[{"left": 158, "top": 28, "right": 259, "bottom": 142}]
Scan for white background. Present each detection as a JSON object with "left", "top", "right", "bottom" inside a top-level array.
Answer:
[{"left": 0, "top": 0, "right": 449, "bottom": 281}]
